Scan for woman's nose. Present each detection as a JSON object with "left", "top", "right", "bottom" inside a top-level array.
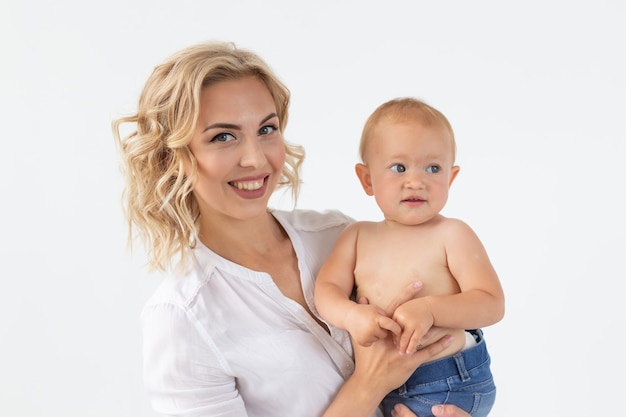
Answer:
[{"left": 239, "top": 138, "right": 267, "bottom": 168}]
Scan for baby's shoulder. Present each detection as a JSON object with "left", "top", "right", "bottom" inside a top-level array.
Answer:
[
  {"left": 438, "top": 216, "right": 470, "bottom": 228},
  {"left": 436, "top": 216, "right": 478, "bottom": 239}
]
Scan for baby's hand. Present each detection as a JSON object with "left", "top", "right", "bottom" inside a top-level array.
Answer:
[
  {"left": 344, "top": 304, "right": 401, "bottom": 347},
  {"left": 392, "top": 298, "right": 435, "bottom": 354}
]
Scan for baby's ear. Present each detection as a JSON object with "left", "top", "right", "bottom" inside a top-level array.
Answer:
[
  {"left": 355, "top": 163, "right": 374, "bottom": 196},
  {"left": 449, "top": 165, "right": 460, "bottom": 186}
]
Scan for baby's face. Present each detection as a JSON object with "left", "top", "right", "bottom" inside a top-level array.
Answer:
[{"left": 359, "top": 120, "right": 459, "bottom": 226}]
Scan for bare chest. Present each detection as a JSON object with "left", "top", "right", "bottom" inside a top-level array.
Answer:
[{"left": 353, "top": 228, "right": 460, "bottom": 307}]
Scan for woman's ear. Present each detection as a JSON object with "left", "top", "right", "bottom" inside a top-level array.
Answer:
[
  {"left": 355, "top": 163, "right": 374, "bottom": 196},
  {"left": 180, "top": 146, "right": 195, "bottom": 177}
]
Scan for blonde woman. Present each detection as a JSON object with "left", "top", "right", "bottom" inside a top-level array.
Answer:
[{"left": 113, "top": 40, "right": 469, "bottom": 417}]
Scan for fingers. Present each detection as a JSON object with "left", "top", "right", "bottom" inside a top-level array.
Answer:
[
  {"left": 383, "top": 281, "right": 423, "bottom": 315},
  {"left": 396, "top": 326, "right": 427, "bottom": 354},
  {"left": 405, "top": 334, "right": 422, "bottom": 355},
  {"left": 409, "top": 334, "right": 453, "bottom": 366},
  {"left": 431, "top": 404, "right": 471, "bottom": 417},
  {"left": 390, "top": 403, "right": 417, "bottom": 417},
  {"left": 402, "top": 328, "right": 432, "bottom": 354},
  {"left": 419, "top": 326, "right": 452, "bottom": 347},
  {"left": 356, "top": 297, "right": 402, "bottom": 339},
  {"left": 397, "top": 328, "right": 416, "bottom": 354},
  {"left": 390, "top": 403, "right": 471, "bottom": 417},
  {"left": 378, "top": 316, "right": 402, "bottom": 337}
]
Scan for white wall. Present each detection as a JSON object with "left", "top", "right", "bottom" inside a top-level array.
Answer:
[{"left": 1, "top": 1, "right": 624, "bottom": 416}]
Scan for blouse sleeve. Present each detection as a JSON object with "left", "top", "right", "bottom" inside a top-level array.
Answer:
[{"left": 142, "top": 302, "right": 248, "bottom": 417}]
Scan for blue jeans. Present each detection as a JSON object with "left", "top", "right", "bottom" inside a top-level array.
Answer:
[{"left": 381, "top": 330, "right": 496, "bottom": 417}]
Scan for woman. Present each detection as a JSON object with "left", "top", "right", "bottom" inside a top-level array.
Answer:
[{"left": 113, "top": 40, "right": 470, "bottom": 417}]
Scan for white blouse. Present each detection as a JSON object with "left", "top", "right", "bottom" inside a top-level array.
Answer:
[{"left": 142, "top": 209, "right": 379, "bottom": 417}]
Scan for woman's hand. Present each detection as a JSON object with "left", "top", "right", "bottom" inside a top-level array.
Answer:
[
  {"left": 351, "top": 331, "right": 454, "bottom": 398},
  {"left": 374, "top": 281, "right": 425, "bottom": 317},
  {"left": 344, "top": 303, "right": 402, "bottom": 347},
  {"left": 323, "top": 283, "right": 457, "bottom": 417},
  {"left": 391, "top": 403, "right": 471, "bottom": 417},
  {"left": 321, "top": 331, "right": 454, "bottom": 417}
]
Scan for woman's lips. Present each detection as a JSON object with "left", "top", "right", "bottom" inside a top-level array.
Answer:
[{"left": 228, "top": 176, "right": 269, "bottom": 199}]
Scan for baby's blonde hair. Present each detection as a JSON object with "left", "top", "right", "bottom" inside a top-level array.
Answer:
[
  {"left": 112, "top": 41, "right": 304, "bottom": 271},
  {"left": 359, "top": 97, "right": 456, "bottom": 163}
]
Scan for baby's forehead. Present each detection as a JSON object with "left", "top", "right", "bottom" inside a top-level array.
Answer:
[
  {"left": 367, "top": 120, "right": 455, "bottom": 156},
  {"left": 377, "top": 114, "right": 443, "bottom": 129},
  {"left": 371, "top": 118, "right": 451, "bottom": 141}
]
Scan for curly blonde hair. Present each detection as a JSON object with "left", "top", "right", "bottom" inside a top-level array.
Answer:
[{"left": 112, "top": 41, "right": 305, "bottom": 271}]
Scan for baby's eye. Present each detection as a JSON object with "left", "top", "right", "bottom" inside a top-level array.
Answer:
[
  {"left": 391, "top": 164, "right": 406, "bottom": 173},
  {"left": 259, "top": 125, "right": 278, "bottom": 136},
  {"left": 210, "top": 132, "right": 235, "bottom": 143},
  {"left": 426, "top": 164, "right": 441, "bottom": 174}
]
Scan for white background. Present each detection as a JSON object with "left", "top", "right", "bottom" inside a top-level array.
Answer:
[{"left": 1, "top": 1, "right": 625, "bottom": 416}]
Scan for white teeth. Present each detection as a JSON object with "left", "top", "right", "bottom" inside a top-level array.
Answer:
[{"left": 232, "top": 180, "right": 263, "bottom": 191}]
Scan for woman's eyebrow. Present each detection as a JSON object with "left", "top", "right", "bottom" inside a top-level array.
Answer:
[
  {"left": 202, "top": 113, "right": 278, "bottom": 133},
  {"left": 202, "top": 122, "right": 239, "bottom": 133},
  {"left": 259, "top": 113, "right": 278, "bottom": 125}
]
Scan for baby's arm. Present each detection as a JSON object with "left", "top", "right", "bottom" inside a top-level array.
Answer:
[
  {"left": 393, "top": 219, "right": 505, "bottom": 352},
  {"left": 314, "top": 223, "right": 401, "bottom": 346}
]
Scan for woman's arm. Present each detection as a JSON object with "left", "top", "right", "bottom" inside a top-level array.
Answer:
[
  {"left": 321, "top": 282, "right": 461, "bottom": 417},
  {"left": 143, "top": 303, "right": 248, "bottom": 416},
  {"left": 322, "top": 334, "right": 455, "bottom": 417}
]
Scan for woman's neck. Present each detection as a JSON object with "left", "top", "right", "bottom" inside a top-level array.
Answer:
[{"left": 198, "top": 210, "right": 288, "bottom": 267}]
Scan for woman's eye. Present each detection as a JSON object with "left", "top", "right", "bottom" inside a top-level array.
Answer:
[
  {"left": 259, "top": 125, "right": 278, "bottom": 136},
  {"left": 210, "top": 132, "right": 235, "bottom": 143},
  {"left": 391, "top": 164, "right": 406, "bottom": 173},
  {"left": 426, "top": 164, "right": 441, "bottom": 174}
]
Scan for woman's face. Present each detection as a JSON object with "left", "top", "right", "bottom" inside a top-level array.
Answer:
[{"left": 187, "top": 76, "right": 286, "bottom": 223}]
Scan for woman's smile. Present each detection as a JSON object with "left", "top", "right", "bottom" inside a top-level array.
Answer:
[
  {"left": 188, "top": 75, "right": 286, "bottom": 220},
  {"left": 229, "top": 174, "right": 270, "bottom": 198}
]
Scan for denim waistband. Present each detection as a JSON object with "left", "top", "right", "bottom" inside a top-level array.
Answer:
[{"left": 405, "top": 329, "right": 490, "bottom": 385}]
